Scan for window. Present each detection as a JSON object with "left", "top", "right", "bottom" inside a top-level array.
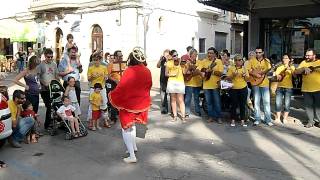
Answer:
[
  {"left": 215, "top": 32, "right": 227, "bottom": 52},
  {"left": 199, "top": 38, "right": 206, "bottom": 53}
]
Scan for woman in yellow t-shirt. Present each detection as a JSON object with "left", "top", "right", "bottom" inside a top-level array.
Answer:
[
  {"left": 274, "top": 54, "right": 295, "bottom": 124},
  {"left": 227, "top": 54, "right": 249, "bottom": 127},
  {"left": 165, "top": 50, "right": 186, "bottom": 122}
]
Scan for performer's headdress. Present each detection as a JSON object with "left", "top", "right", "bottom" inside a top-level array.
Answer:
[{"left": 132, "top": 47, "right": 146, "bottom": 62}]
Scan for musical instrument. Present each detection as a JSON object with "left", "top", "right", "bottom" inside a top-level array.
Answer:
[
  {"left": 184, "top": 61, "right": 197, "bottom": 81},
  {"left": 269, "top": 62, "right": 293, "bottom": 82},
  {"left": 248, "top": 62, "right": 282, "bottom": 86},
  {"left": 201, "top": 61, "right": 217, "bottom": 81}
]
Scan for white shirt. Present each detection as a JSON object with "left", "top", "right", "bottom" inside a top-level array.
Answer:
[{"left": 57, "top": 104, "right": 75, "bottom": 118}]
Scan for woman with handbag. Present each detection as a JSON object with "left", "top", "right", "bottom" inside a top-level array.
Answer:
[{"left": 109, "top": 47, "right": 152, "bottom": 163}]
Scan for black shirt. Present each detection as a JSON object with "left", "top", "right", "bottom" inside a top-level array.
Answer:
[{"left": 159, "top": 56, "right": 168, "bottom": 90}]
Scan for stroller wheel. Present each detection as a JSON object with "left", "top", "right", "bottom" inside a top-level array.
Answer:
[
  {"left": 80, "top": 129, "right": 88, "bottom": 136},
  {"left": 65, "top": 133, "right": 72, "bottom": 140}
]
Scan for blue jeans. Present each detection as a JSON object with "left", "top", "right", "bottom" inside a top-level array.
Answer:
[
  {"left": 275, "top": 88, "right": 292, "bottom": 112},
  {"left": 185, "top": 86, "right": 201, "bottom": 115},
  {"left": 17, "top": 61, "right": 24, "bottom": 73},
  {"left": 252, "top": 86, "right": 271, "bottom": 123},
  {"left": 12, "top": 117, "right": 35, "bottom": 142},
  {"left": 204, "top": 89, "right": 221, "bottom": 118}
]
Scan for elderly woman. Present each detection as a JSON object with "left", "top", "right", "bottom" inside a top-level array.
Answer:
[
  {"left": 109, "top": 48, "right": 152, "bottom": 163},
  {"left": 227, "top": 55, "right": 249, "bottom": 127}
]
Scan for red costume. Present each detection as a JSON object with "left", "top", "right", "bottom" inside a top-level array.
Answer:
[{"left": 109, "top": 64, "right": 152, "bottom": 129}]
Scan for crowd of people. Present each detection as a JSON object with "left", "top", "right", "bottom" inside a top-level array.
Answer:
[
  {"left": 1, "top": 33, "right": 320, "bottom": 167},
  {"left": 1, "top": 34, "right": 152, "bottom": 166},
  {"left": 157, "top": 46, "right": 320, "bottom": 129}
]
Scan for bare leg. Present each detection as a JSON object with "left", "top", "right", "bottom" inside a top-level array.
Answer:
[
  {"left": 283, "top": 112, "right": 289, "bottom": 124},
  {"left": 275, "top": 112, "right": 281, "bottom": 123},
  {"left": 177, "top": 93, "right": 186, "bottom": 122},
  {"left": 170, "top": 94, "right": 177, "bottom": 121}
]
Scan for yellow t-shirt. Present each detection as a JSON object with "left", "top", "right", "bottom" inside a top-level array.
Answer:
[
  {"left": 198, "top": 58, "right": 223, "bottom": 89},
  {"left": 275, "top": 64, "right": 295, "bottom": 88},
  {"left": 185, "top": 60, "right": 203, "bottom": 87},
  {"left": 90, "top": 92, "right": 102, "bottom": 111},
  {"left": 297, "top": 59, "right": 320, "bottom": 92},
  {"left": 246, "top": 58, "right": 271, "bottom": 87},
  {"left": 87, "top": 65, "right": 108, "bottom": 87},
  {"left": 227, "top": 66, "right": 249, "bottom": 89},
  {"left": 167, "top": 60, "right": 184, "bottom": 83},
  {"left": 8, "top": 100, "right": 20, "bottom": 123}
]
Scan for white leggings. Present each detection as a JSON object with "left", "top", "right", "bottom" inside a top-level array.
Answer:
[{"left": 122, "top": 126, "right": 137, "bottom": 158}]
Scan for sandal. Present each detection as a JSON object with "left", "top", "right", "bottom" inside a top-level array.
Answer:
[
  {"left": 0, "top": 161, "right": 7, "bottom": 169},
  {"left": 181, "top": 117, "right": 187, "bottom": 123},
  {"left": 103, "top": 122, "right": 111, "bottom": 128},
  {"left": 77, "top": 132, "right": 83, "bottom": 137},
  {"left": 73, "top": 133, "right": 79, "bottom": 138},
  {"left": 171, "top": 116, "right": 177, "bottom": 122}
]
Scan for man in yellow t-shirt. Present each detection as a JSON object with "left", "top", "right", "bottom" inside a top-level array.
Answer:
[
  {"left": 8, "top": 90, "right": 35, "bottom": 148},
  {"left": 184, "top": 48, "right": 203, "bottom": 117},
  {"left": 198, "top": 47, "right": 223, "bottom": 123},
  {"left": 87, "top": 52, "right": 108, "bottom": 123},
  {"left": 294, "top": 49, "right": 320, "bottom": 128},
  {"left": 247, "top": 47, "right": 273, "bottom": 126}
]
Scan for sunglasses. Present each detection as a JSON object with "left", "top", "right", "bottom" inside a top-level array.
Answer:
[
  {"left": 255, "top": 52, "right": 263, "bottom": 54},
  {"left": 235, "top": 59, "right": 243, "bottom": 61},
  {"left": 172, "top": 54, "right": 178, "bottom": 58},
  {"left": 46, "top": 55, "right": 53, "bottom": 58}
]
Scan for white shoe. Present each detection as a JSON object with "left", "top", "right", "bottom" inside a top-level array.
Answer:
[
  {"left": 97, "top": 126, "right": 102, "bottom": 130},
  {"left": 123, "top": 157, "right": 137, "bottom": 163},
  {"left": 254, "top": 121, "right": 260, "bottom": 126},
  {"left": 267, "top": 122, "right": 274, "bottom": 126}
]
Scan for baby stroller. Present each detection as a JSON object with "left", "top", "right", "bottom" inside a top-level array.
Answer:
[
  {"left": 49, "top": 79, "right": 88, "bottom": 140},
  {"left": 105, "top": 78, "right": 118, "bottom": 122}
]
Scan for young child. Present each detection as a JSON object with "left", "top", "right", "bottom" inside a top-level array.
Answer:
[
  {"left": 89, "top": 83, "right": 103, "bottom": 131},
  {"left": 57, "top": 96, "right": 82, "bottom": 138},
  {"left": 64, "top": 77, "right": 81, "bottom": 117},
  {"left": 21, "top": 100, "right": 41, "bottom": 143}
]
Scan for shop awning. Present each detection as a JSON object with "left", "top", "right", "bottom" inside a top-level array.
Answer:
[
  {"left": 198, "top": 0, "right": 249, "bottom": 14},
  {"left": 0, "top": 19, "right": 37, "bottom": 42}
]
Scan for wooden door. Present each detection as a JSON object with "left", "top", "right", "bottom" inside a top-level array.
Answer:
[{"left": 92, "top": 25, "right": 103, "bottom": 52}]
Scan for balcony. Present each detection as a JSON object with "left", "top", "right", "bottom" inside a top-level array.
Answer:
[
  {"left": 29, "top": 0, "right": 80, "bottom": 12},
  {"left": 29, "top": 0, "right": 140, "bottom": 12}
]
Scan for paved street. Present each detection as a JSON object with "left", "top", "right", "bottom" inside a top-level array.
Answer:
[{"left": 0, "top": 72, "right": 320, "bottom": 180}]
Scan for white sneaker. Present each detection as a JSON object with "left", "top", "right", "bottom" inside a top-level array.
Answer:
[
  {"left": 123, "top": 157, "right": 137, "bottom": 163},
  {"left": 267, "top": 122, "right": 274, "bottom": 126},
  {"left": 97, "top": 126, "right": 102, "bottom": 130},
  {"left": 254, "top": 121, "right": 260, "bottom": 126}
]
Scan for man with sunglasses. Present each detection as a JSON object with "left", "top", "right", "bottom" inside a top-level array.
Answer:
[
  {"left": 247, "top": 47, "right": 273, "bottom": 126},
  {"left": 37, "top": 48, "right": 60, "bottom": 130},
  {"left": 8, "top": 90, "right": 35, "bottom": 148},
  {"left": 294, "top": 49, "right": 320, "bottom": 128}
]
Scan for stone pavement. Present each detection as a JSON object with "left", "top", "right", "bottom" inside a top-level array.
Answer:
[{"left": 0, "top": 72, "right": 319, "bottom": 180}]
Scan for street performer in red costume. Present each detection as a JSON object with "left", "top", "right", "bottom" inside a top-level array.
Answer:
[{"left": 109, "top": 47, "right": 152, "bottom": 163}]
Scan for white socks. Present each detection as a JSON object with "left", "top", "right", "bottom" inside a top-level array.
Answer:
[
  {"left": 122, "top": 127, "right": 137, "bottom": 159},
  {"left": 131, "top": 126, "right": 138, "bottom": 151}
]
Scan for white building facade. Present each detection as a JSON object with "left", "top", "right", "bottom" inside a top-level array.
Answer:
[{"left": 29, "top": 0, "right": 233, "bottom": 80}]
